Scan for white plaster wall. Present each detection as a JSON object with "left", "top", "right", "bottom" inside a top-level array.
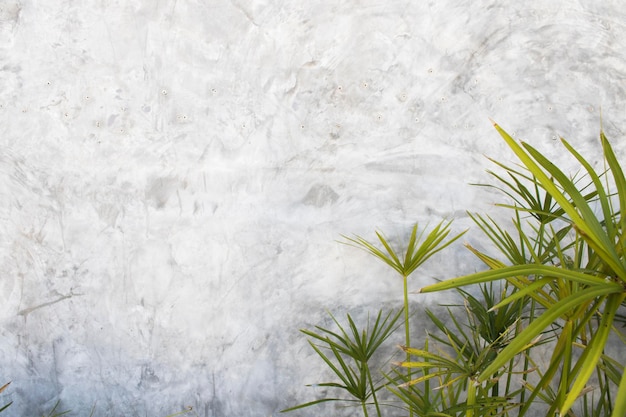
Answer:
[{"left": 1, "top": 1, "right": 625, "bottom": 416}]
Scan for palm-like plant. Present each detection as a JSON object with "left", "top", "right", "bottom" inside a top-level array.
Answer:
[
  {"left": 393, "top": 281, "right": 529, "bottom": 417},
  {"left": 284, "top": 224, "right": 464, "bottom": 417},
  {"left": 281, "top": 309, "right": 403, "bottom": 417},
  {"left": 342, "top": 223, "right": 466, "bottom": 417},
  {"left": 419, "top": 123, "right": 626, "bottom": 417},
  {"left": 342, "top": 223, "right": 466, "bottom": 365}
]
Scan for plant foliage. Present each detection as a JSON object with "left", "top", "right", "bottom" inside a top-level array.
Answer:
[
  {"left": 420, "top": 123, "right": 626, "bottom": 417},
  {"left": 282, "top": 309, "right": 403, "bottom": 417},
  {"left": 286, "top": 120, "right": 626, "bottom": 417},
  {"left": 0, "top": 382, "right": 11, "bottom": 414}
]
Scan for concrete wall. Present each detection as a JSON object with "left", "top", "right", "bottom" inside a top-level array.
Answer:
[{"left": 1, "top": 1, "right": 625, "bottom": 416}]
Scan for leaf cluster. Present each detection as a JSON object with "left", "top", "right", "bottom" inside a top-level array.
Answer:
[
  {"left": 285, "top": 120, "right": 626, "bottom": 417},
  {"left": 421, "top": 123, "right": 626, "bottom": 417},
  {"left": 281, "top": 309, "right": 403, "bottom": 417}
]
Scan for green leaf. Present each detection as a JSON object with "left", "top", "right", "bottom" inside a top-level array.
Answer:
[
  {"left": 493, "top": 123, "right": 626, "bottom": 281},
  {"left": 487, "top": 277, "right": 552, "bottom": 312},
  {"left": 281, "top": 397, "right": 357, "bottom": 412},
  {"left": 477, "top": 285, "right": 621, "bottom": 383},
  {"left": 341, "top": 221, "right": 465, "bottom": 279},
  {"left": 560, "top": 292, "right": 626, "bottom": 416},
  {"left": 420, "top": 264, "right": 617, "bottom": 294},
  {"left": 600, "top": 131, "right": 626, "bottom": 262},
  {"left": 0, "top": 402, "right": 11, "bottom": 413},
  {"left": 611, "top": 360, "right": 626, "bottom": 417}
]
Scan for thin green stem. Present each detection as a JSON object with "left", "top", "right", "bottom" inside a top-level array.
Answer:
[
  {"left": 518, "top": 297, "right": 536, "bottom": 416},
  {"left": 361, "top": 400, "right": 370, "bottom": 417},
  {"left": 366, "top": 365, "right": 382, "bottom": 417},
  {"left": 403, "top": 275, "right": 411, "bottom": 351},
  {"left": 466, "top": 378, "right": 477, "bottom": 417},
  {"left": 403, "top": 275, "right": 412, "bottom": 372},
  {"left": 403, "top": 274, "right": 414, "bottom": 417}
]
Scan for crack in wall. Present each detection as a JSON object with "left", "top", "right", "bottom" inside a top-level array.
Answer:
[{"left": 17, "top": 292, "right": 81, "bottom": 318}]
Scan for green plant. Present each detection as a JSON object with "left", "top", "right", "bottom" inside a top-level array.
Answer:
[
  {"left": 164, "top": 406, "right": 196, "bottom": 417},
  {"left": 281, "top": 309, "right": 403, "bottom": 417},
  {"left": 0, "top": 382, "right": 11, "bottom": 413},
  {"left": 42, "top": 400, "right": 70, "bottom": 417},
  {"left": 419, "top": 123, "right": 626, "bottom": 417},
  {"left": 286, "top": 119, "right": 626, "bottom": 417},
  {"left": 392, "top": 282, "right": 531, "bottom": 417},
  {"left": 284, "top": 223, "right": 464, "bottom": 416},
  {"left": 343, "top": 223, "right": 465, "bottom": 373}
]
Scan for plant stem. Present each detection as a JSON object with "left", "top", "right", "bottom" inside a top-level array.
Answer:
[
  {"left": 403, "top": 274, "right": 414, "bottom": 417},
  {"left": 403, "top": 274, "right": 412, "bottom": 379},
  {"left": 403, "top": 274, "right": 411, "bottom": 356},
  {"left": 466, "top": 378, "right": 477, "bottom": 417},
  {"left": 366, "top": 365, "right": 382, "bottom": 417},
  {"left": 361, "top": 400, "right": 370, "bottom": 417},
  {"left": 518, "top": 298, "right": 536, "bottom": 416}
]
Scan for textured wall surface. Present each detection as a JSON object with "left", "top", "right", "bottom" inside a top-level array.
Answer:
[{"left": 1, "top": 1, "right": 626, "bottom": 416}]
